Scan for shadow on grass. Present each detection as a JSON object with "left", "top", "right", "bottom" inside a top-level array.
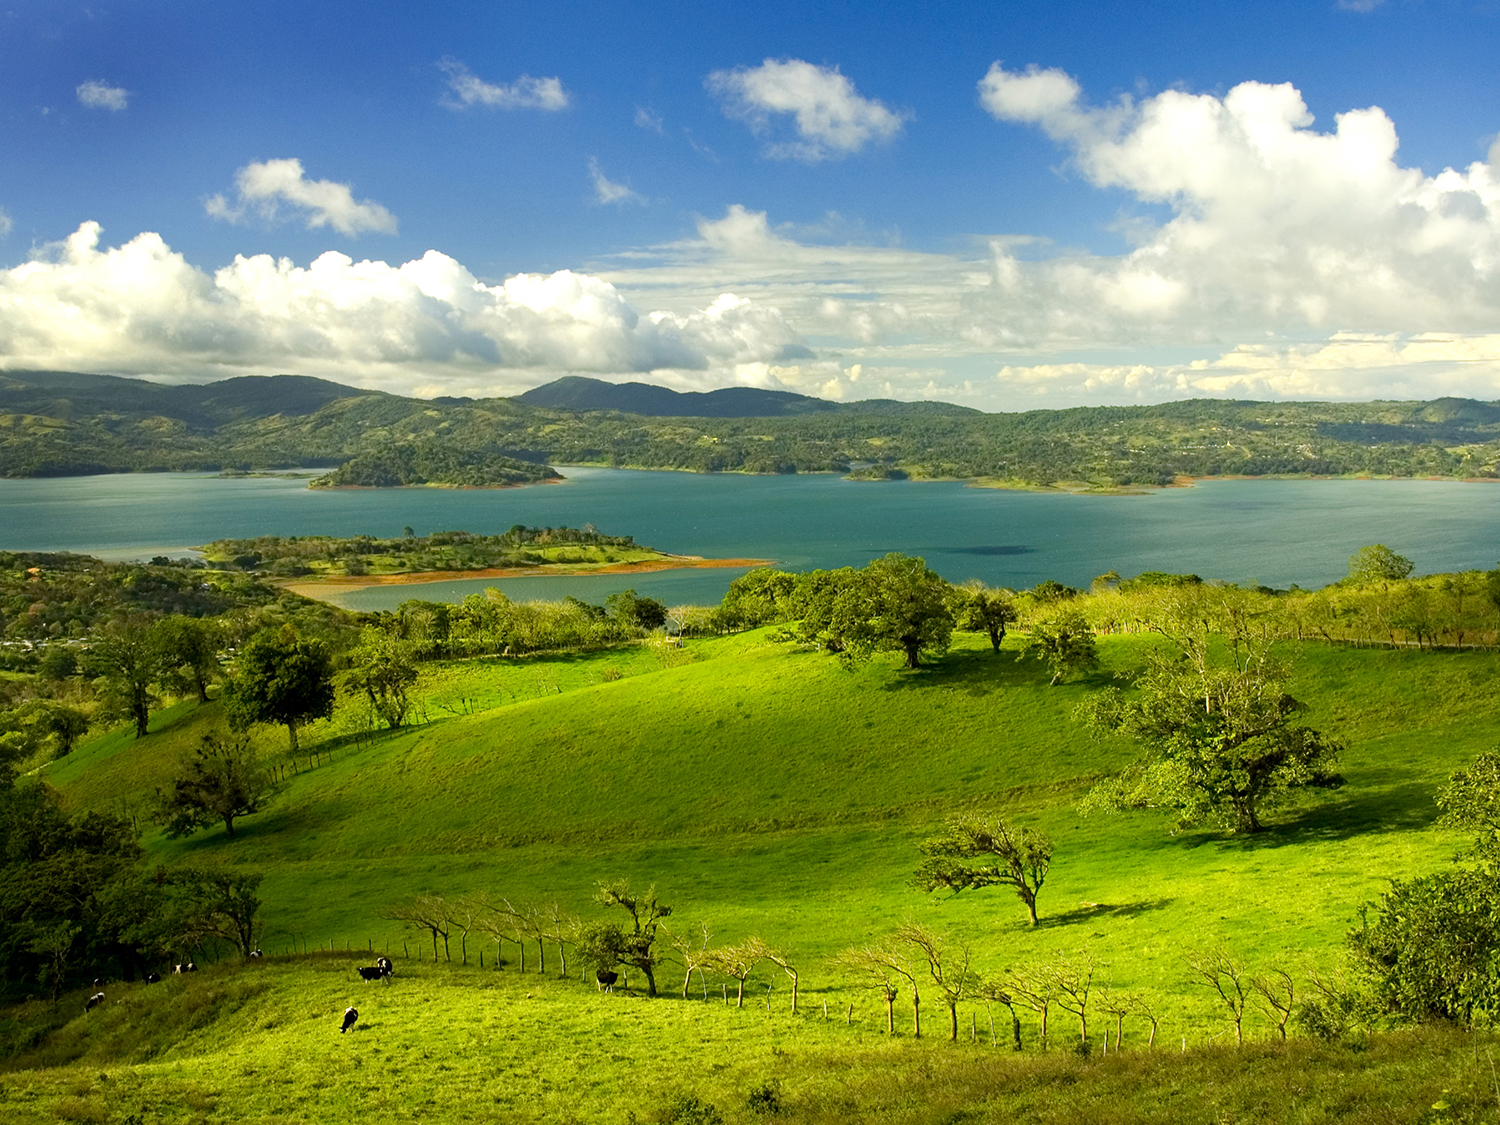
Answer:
[
  {"left": 1161, "top": 777, "right": 1445, "bottom": 853},
  {"left": 879, "top": 649, "right": 1054, "bottom": 695},
  {"left": 1036, "top": 897, "right": 1174, "bottom": 929}
]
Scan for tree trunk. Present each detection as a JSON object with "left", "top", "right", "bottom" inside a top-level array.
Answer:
[
  {"left": 133, "top": 695, "right": 150, "bottom": 738},
  {"left": 948, "top": 1002, "right": 958, "bottom": 1042},
  {"left": 904, "top": 640, "right": 921, "bottom": 669},
  {"left": 641, "top": 965, "right": 657, "bottom": 996},
  {"left": 287, "top": 719, "right": 300, "bottom": 756},
  {"left": 736, "top": 978, "right": 745, "bottom": 1008},
  {"left": 912, "top": 989, "right": 921, "bottom": 1038},
  {"left": 885, "top": 993, "right": 894, "bottom": 1034},
  {"left": 223, "top": 815, "right": 236, "bottom": 838},
  {"left": 1023, "top": 890, "right": 1038, "bottom": 925}
]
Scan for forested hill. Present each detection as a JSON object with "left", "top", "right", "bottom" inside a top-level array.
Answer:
[
  {"left": 511, "top": 374, "right": 980, "bottom": 417},
  {"left": 3, "top": 368, "right": 1500, "bottom": 487}
]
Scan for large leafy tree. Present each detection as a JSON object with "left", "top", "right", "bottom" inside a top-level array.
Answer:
[
  {"left": 950, "top": 581, "right": 1017, "bottom": 655},
  {"left": 151, "top": 615, "right": 221, "bottom": 704},
  {"left": 156, "top": 732, "right": 273, "bottom": 840},
  {"left": 1023, "top": 610, "right": 1098, "bottom": 685},
  {"left": 794, "top": 554, "right": 953, "bottom": 669},
  {"left": 224, "top": 626, "right": 334, "bottom": 754},
  {"left": 1347, "top": 543, "right": 1414, "bottom": 584},
  {"left": 1080, "top": 586, "right": 1343, "bottom": 834},
  {"left": 341, "top": 627, "right": 419, "bottom": 729},
  {"left": 91, "top": 615, "right": 159, "bottom": 738}
]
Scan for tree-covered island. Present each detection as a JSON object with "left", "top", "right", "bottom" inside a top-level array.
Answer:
[{"left": 201, "top": 525, "right": 764, "bottom": 582}]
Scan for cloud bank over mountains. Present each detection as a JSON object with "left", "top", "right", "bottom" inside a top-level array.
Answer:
[
  {"left": 2, "top": 69, "right": 1498, "bottom": 408},
  {"left": 0, "top": 221, "right": 805, "bottom": 398}
]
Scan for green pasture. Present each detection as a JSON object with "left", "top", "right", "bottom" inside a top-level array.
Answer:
[
  {"left": 37, "top": 629, "right": 1500, "bottom": 1040},
  {"left": 2, "top": 959, "right": 1497, "bottom": 1124}
]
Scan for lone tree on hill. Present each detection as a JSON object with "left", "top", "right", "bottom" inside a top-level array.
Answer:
[
  {"left": 156, "top": 731, "right": 272, "bottom": 840},
  {"left": 1080, "top": 587, "right": 1343, "bottom": 834},
  {"left": 1023, "top": 610, "right": 1098, "bottom": 685},
  {"left": 915, "top": 815, "right": 1053, "bottom": 926},
  {"left": 1347, "top": 543, "right": 1414, "bottom": 584},
  {"left": 951, "top": 581, "right": 1017, "bottom": 654},
  {"left": 224, "top": 626, "right": 334, "bottom": 754}
]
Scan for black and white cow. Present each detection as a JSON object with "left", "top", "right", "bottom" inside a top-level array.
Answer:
[
  {"left": 595, "top": 968, "right": 619, "bottom": 993},
  {"left": 357, "top": 965, "right": 390, "bottom": 982},
  {"left": 84, "top": 991, "right": 105, "bottom": 1013},
  {"left": 340, "top": 1006, "right": 359, "bottom": 1034}
]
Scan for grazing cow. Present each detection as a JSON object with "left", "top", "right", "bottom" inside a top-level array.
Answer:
[
  {"left": 93, "top": 978, "right": 104, "bottom": 989},
  {"left": 595, "top": 969, "right": 619, "bottom": 993},
  {"left": 145, "top": 972, "right": 161, "bottom": 984},
  {"left": 185, "top": 962, "right": 197, "bottom": 972},
  {"left": 84, "top": 991, "right": 105, "bottom": 1013},
  {"left": 357, "top": 965, "right": 390, "bottom": 982},
  {"left": 376, "top": 956, "right": 393, "bottom": 975},
  {"left": 248, "top": 949, "right": 263, "bottom": 959},
  {"left": 340, "top": 1006, "right": 358, "bottom": 1034}
]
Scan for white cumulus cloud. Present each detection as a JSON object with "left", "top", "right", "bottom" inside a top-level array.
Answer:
[
  {"left": 205, "top": 159, "right": 397, "bottom": 237},
  {"left": 0, "top": 222, "right": 807, "bottom": 397},
  {"left": 707, "top": 58, "right": 908, "bottom": 161},
  {"left": 0, "top": 209, "right": 12, "bottom": 239},
  {"left": 439, "top": 58, "right": 569, "bottom": 111},
  {"left": 76, "top": 80, "right": 128, "bottom": 111},
  {"left": 588, "top": 159, "right": 643, "bottom": 205},
  {"left": 974, "top": 63, "right": 1500, "bottom": 341}
]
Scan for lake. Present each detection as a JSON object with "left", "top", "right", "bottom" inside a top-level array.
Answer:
[{"left": 1, "top": 468, "right": 1497, "bottom": 609}]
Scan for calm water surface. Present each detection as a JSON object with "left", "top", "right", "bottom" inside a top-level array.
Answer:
[{"left": 1, "top": 468, "right": 1497, "bottom": 609}]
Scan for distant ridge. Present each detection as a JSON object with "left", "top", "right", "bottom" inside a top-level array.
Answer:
[
  {"left": 513, "top": 375, "right": 840, "bottom": 417},
  {"left": 513, "top": 375, "right": 980, "bottom": 417},
  {"left": 0, "top": 371, "right": 379, "bottom": 427}
]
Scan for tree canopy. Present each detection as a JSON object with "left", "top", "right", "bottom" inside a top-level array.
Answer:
[
  {"left": 223, "top": 626, "right": 334, "bottom": 754},
  {"left": 1080, "top": 588, "right": 1343, "bottom": 833}
]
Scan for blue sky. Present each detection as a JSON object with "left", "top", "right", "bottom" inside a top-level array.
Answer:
[{"left": 1, "top": 0, "right": 1498, "bottom": 408}]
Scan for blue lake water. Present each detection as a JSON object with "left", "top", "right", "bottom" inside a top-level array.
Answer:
[{"left": 1, "top": 468, "right": 1498, "bottom": 609}]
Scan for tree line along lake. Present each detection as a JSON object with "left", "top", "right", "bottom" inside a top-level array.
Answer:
[{"left": 3, "top": 467, "right": 1498, "bottom": 610}]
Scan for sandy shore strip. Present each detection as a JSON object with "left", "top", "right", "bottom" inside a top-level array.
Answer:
[{"left": 277, "top": 556, "right": 772, "bottom": 602}]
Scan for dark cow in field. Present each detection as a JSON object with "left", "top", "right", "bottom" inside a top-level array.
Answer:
[
  {"left": 376, "top": 956, "right": 393, "bottom": 975},
  {"left": 341, "top": 1006, "right": 359, "bottom": 1034},
  {"left": 595, "top": 969, "right": 619, "bottom": 993},
  {"left": 84, "top": 991, "right": 105, "bottom": 1013},
  {"left": 145, "top": 972, "right": 161, "bottom": 984},
  {"left": 357, "top": 965, "right": 391, "bottom": 982}
]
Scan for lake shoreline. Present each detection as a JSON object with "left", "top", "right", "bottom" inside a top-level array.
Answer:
[{"left": 277, "top": 555, "right": 772, "bottom": 603}]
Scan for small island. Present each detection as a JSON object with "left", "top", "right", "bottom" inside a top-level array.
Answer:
[
  {"left": 309, "top": 447, "right": 562, "bottom": 489},
  {"left": 200, "top": 525, "right": 769, "bottom": 599}
]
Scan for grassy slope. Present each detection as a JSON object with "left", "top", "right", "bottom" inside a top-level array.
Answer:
[
  {"left": 12, "top": 630, "right": 1500, "bottom": 1121},
  {"left": 36, "top": 632, "right": 1500, "bottom": 1030},
  {"left": 4, "top": 958, "right": 1499, "bottom": 1125}
]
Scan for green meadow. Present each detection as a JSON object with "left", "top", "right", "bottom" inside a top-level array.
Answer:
[{"left": 9, "top": 627, "right": 1500, "bottom": 1121}]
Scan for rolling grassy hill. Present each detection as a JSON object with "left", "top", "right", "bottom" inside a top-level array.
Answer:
[{"left": 10, "top": 627, "right": 1500, "bottom": 1121}]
